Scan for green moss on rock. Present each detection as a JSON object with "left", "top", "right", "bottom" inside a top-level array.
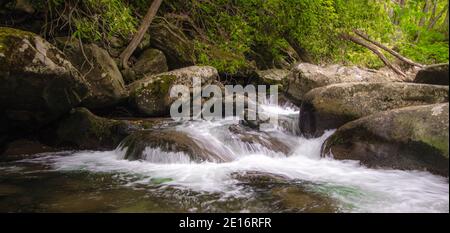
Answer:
[{"left": 322, "top": 103, "right": 449, "bottom": 177}]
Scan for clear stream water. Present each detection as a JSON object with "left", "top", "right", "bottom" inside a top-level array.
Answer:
[{"left": 0, "top": 101, "right": 448, "bottom": 213}]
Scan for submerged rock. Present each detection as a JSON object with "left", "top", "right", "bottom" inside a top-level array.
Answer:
[
  {"left": 118, "top": 129, "right": 230, "bottom": 163},
  {"left": 0, "top": 27, "right": 90, "bottom": 133},
  {"left": 300, "top": 82, "right": 449, "bottom": 137},
  {"left": 231, "top": 171, "right": 339, "bottom": 212},
  {"left": 322, "top": 103, "right": 449, "bottom": 177},
  {"left": 57, "top": 38, "right": 127, "bottom": 108},
  {"left": 283, "top": 63, "right": 402, "bottom": 105},
  {"left": 414, "top": 63, "right": 449, "bottom": 86},
  {"left": 128, "top": 66, "right": 219, "bottom": 117}
]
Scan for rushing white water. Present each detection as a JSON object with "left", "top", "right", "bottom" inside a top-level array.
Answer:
[{"left": 20, "top": 100, "right": 449, "bottom": 213}]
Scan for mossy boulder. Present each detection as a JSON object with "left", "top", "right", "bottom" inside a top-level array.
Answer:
[
  {"left": 283, "top": 63, "right": 402, "bottom": 105},
  {"left": 0, "top": 27, "right": 90, "bottom": 133},
  {"left": 53, "top": 107, "right": 170, "bottom": 150},
  {"left": 57, "top": 38, "right": 127, "bottom": 108},
  {"left": 118, "top": 129, "right": 230, "bottom": 163},
  {"left": 122, "top": 48, "right": 168, "bottom": 83},
  {"left": 322, "top": 103, "right": 449, "bottom": 177},
  {"left": 414, "top": 63, "right": 449, "bottom": 86},
  {"left": 128, "top": 66, "right": 219, "bottom": 117},
  {"left": 149, "top": 19, "right": 195, "bottom": 69},
  {"left": 300, "top": 82, "right": 449, "bottom": 137}
]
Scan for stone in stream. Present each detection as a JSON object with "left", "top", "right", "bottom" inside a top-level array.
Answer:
[
  {"left": 121, "top": 48, "right": 168, "bottom": 83},
  {"left": 231, "top": 171, "right": 338, "bottom": 212},
  {"left": 46, "top": 107, "right": 173, "bottom": 150},
  {"left": 128, "top": 66, "right": 220, "bottom": 117},
  {"left": 283, "top": 63, "right": 403, "bottom": 105},
  {"left": 0, "top": 27, "right": 90, "bottom": 134},
  {"left": 414, "top": 63, "right": 449, "bottom": 86},
  {"left": 322, "top": 103, "right": 449, "bottom": 177},
  {"left": 56, "top": 37, "right": 128, "bottom": 108},
  {"left": 228, "top": 125, "right": 292, "bottom": 155},
  {"left": 299, "top": 82, "right": 449, "bottom": 137},
  {"left": 118, "top": 129, "right": 231, "bottom": 163},
  {"left": 1, "top": 139, "right": 57, "bottom": 158}
]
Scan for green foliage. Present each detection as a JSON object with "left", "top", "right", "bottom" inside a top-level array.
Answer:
[
  {"left": 21, "top": 0, "right": 450, "bottom": 70},
  {"left": 392, "top": 0, "right": 449, "bottom": 64},
  {"left": 29, "top": 0, "right": 137, "bottom": 43},
  {"left": 73, "top": 0, "right": 137, "bottom": 42}
]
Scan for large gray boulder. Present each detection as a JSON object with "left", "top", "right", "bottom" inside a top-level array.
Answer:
[
  {"left": 0, "top": 27, "right": 90, "bottom": 133},
  {"left": 414, "top": 63, "right": 449, "bottom": 86},
  {"left": 283, "top": 63, "right": 402, "bottom": 105},
  {"left": 322, "top": 103, "right": 449, "bottom": 177},
  {"left": 300, "top": 82, "right": 449, "bottom": 137},
  {"left": 58, "top": 39, "right": 127, "bottom": 108},
  {"left": 128, "top": 66, "right": 219, "bottom": 117}
]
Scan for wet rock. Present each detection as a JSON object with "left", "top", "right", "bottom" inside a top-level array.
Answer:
[
  {"left": 231, "top": 171, "right": 291, "bottom": 185},
  {"left": 51, "top": 108, "right": 170, "bottom": 150},
  {"left": 1, "top": 139, "right": 56, "bottom": 157},
  {"left": 228, "top": 125, "right": 291, "bottom": 155},
  {"left": 414, "top": 63, "right": 449, "bottom": 86},
  {"left": 271, "top": 186, "right": 338, "bottom": 213},
  {"left": 57, "top": 38, "right": 127, "bottom": 108},
  {"left": 118, "top": 129, "right": 230, "bottom": 163},
  {"left": 231, "top": 171, "right": 338, "bottom": 212},
  {"left": 322, "top": 103, "right": 449, "bottom": 177},
  {"left": 283, "top": 63, "right": 402, "bottom": 105},
  {"left": 128, "top": 66, "right": 219, "bottom": 117},
  {"left": 0, "top": 27, "right": 90, "bottom": 133},
  {"left": 240, "top": 108, "right": 269, "bottom": 130},
  {"left": 300, "top": 82, "right": 449, "bottom": 137}
]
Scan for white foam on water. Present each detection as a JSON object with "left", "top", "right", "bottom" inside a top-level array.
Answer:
[{"left": 19, "top": 101, "right": 449, "bottom": 213}]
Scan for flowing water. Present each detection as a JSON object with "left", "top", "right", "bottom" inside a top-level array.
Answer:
[{"left": 0, "top": 100, "right": 448, "bottom": 213}]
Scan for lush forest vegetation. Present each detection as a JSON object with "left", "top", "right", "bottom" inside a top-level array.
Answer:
[{"left": 2, "top": 0, "right": 447, "bottom": 74}]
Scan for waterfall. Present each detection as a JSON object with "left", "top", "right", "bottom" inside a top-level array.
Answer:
[{"left": 13, "top": 98, "right": 449, "bottom": 213}]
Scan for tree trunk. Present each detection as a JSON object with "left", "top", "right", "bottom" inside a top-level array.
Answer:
[
  {"left": 415, "top": 0, "right": 432, "bottom": 42},
  {"left": 353, "top": 30, "right": 423, "bottom": 68},
  {"left": 342, "top": 33, "right": 406, "bottom": 77},
  {"left": 418, "top": 0, "right": 431, "bottom": 27},
  {"left": 427, "top": 3, "right": 448, "bottom": 30},
  {"left": 443, "top": 6, "right": 449, "bottom": 39},
  {"left": 283, "top": 33, "right": 313, "bottom": 63},
  {"left": 119, "top": 0, "right": 163, "bottom": 69}
]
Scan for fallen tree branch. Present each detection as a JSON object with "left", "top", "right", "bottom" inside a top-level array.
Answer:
[
  {"left": 353, "top": 29, "right": 423, "bottom": 68},
  {"left": 342, "top": 33, "right": 406, "bottom": 77},
  {"left": 119, "top": 0, "right": 163, "bottom": 69}
]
